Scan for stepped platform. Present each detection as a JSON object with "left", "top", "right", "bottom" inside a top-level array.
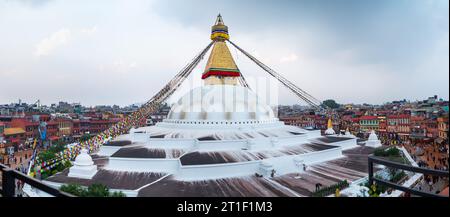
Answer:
[
  {"left": 111, "top": 146, "right": 185, "bottom": 159},
  {"left": 46, "top": 169, "right": 165, "bottom": 190},
  {"left": 270, "top": 145, "right": 376, "bottom": 196},
  {"left": 180, "top": 143, "right": 335, "bottom": 165},
  {"left": 137, "top": 176, "right": 295, "bottom": 197}
]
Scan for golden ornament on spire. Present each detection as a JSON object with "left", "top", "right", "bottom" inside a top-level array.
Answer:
[
  {"left": 211, "top": 14, "right": 230, "bottom": 41},
  {"left": 327, "top": 118, "right": 333, "bottom": 129}
]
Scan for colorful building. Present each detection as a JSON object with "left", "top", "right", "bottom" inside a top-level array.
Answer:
[
  {"left": 279, "top": 115, "right": 316, "bottom": 129},
  {"left": 359, "top": 116, "right": 379, "bottom": 133},
  {"left": 410, "top": 116, "right": 427, "bottom": 140},
  {"left": 387, "top": 114, "right": 411, "bottom": 140},
  {"left": 437, "top": 116, "right": 448, "bottom": 143},
  {"left": 10, "top": 118, "right": 39, "bottom": 140},
  {"left": 2, "top": 127, "right": 26, "bottom": 158}
]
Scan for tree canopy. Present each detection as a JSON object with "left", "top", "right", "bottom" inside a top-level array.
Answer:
[{"left": 322, "top": 99, "right": 340, "bottom": 109}]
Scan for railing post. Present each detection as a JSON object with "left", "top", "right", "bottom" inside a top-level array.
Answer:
[
  {"left": 368, "top": 157, "right": 374, "bottom": 186},
  {"left": 2, "top": 168, "right": 16, "bottom": 197}
]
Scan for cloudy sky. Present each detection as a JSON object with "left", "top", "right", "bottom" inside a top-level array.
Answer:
[{"left": 0, "top": 0, "right": 448, "bottom": 107}]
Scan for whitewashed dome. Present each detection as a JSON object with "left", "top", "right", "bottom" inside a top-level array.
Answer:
[
  {"left": 325, "top": 128, "right": 336, "bottom": 135},
  {"left": 368, "top": 130, "right": 379, "bottom": 141},
  {"left": 74, "top": 149, "right": 94, "bottom": 166},
  {"left": 167, "top": 85, "right": 276, "bottom": 121}
]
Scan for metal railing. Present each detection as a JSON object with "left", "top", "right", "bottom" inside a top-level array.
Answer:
[
  {"left": 0, "top": 163, "right": 73, "bottom": 197},
  {"left": 368, "top": 155, "right": 449, "bottom": 197}
]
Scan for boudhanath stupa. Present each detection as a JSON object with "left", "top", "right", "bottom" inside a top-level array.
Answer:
[{"left": 30, "top": 15, "right": 382, "bottom": 197}]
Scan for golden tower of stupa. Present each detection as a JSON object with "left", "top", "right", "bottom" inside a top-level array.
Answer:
[{"left": 202, "top": 14, "right": 241, "bottom": 85}]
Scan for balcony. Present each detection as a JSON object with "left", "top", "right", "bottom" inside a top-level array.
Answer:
[
  {"left": 368, "top": 155, "right": 449, "bottom": 197},
  {"left": 1, "top": 163, "right": 73, "bottom": 197}
]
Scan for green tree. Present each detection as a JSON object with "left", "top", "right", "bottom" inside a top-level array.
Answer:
[
  {"left": 322, "top": 99, "right": 340, "bottom": 109},
  {"left": 60, "top": 183, "right": 126, "bottom": 197},
  {"left": 60, "top": 183, "right": 86, "bottom": 196},
  {"left": 87, "top": 184, "right": 110, "bottom": 197},
  {"left": 48, "top": 141, "right": 66, "bottom": 153},
  {"left": 111, "top": 191, "right": 127, "bottom": 197}
]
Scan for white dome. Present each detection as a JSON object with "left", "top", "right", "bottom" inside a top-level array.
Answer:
[
  {"left": 74, "top": 149, "right": 94, "bottom": 166},
  {"left": 368, "top": 130, "right": 379, "bottom": 141},
  {"left": 325, "top": 128, "right": 336, "bottom": 135},
  {"left": 167, "top": 85, "right": 276, "bottom": 121},
  {"left": 366, "top": 130, "right": 382, "bottom": 147}
]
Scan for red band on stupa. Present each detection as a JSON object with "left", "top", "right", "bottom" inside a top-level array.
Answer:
[{"left": 202, "top": 70, "right": 241, "bottom": 79}]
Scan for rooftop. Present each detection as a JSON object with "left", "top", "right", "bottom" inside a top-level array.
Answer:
[
  {"left": 359, "top": 116, "right": 379, "bottom": 120},
  {"left": 3, "top": 127, "right": 26, "bottom": 135}
]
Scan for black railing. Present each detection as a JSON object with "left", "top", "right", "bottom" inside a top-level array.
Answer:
[
  {"left": 0, "top": 163, "right": 73, "bottom": 197},
  {"left": 368, "top": 155, "right": 449, "bottom": 197}
]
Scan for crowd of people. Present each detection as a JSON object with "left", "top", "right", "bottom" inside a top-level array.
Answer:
[
  {"left": 403, "top": 141, "right": 448, "bottom": 171},
  {"left": 401, "top": 140, "right": 448, "bottom": 196}
]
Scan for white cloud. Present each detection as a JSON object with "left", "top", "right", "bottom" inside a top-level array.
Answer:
[
  {"left": 34, "top": 28, "right": 72, "bottom": 57},
  {"left": 34, "top": 26, "right": 98, "bottom": 58}
]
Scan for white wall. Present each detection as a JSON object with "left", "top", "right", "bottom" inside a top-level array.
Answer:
[
  {"left": 313, "top": 137, "right": 358, "bottom": 150},
  {"left": 146, "top": 138, "right": 196, "bottom": 149},
  {"left": 131, "top": 133, "right": 150, "bottom": 143},
  {"left": 263, "top": 147, "right": 343, "bottom": 176},
  {"left": 276, "top": 135, "right": 309, "bottom": 146},
  {"left": 305, "top": 130, "right": 322, "bottom": 139},
  {"left": 196, "top": 140, "right": 247, "bottom": 151},
  {"left": 195, "top": 135, "right": 309, "bottom": 152},
  {"left": 97, "top": 146, "right": 122, "bottom": 157},
  {"left": 175, "top": 161, "right": 261, "bottom": 181}
]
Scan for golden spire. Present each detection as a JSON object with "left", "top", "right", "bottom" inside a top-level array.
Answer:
[
  {"left": 202, "top": 15, "right": 241, "bottom": 85},
  {"left": 327, "top": 118, "right": 333, "bottom": 129}
]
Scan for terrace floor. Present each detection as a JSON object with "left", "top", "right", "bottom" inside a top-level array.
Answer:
[{"left": 44, "top": 145, "right": 375, "bottom": 197}]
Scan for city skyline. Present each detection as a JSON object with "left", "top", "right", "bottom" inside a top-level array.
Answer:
[
  {"left": 0, "top": 94, "right": 447, "bottom": 109},
  {"left": 0, "top": 0, "right": 448, "bottom": 107}
]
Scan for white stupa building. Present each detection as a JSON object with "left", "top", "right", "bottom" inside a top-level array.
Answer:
[
  {"left": 324, "top": 118, "right": 336, "bottom": 135},
  {"left": 39, "top": 16, "right": 382, "bottom": 197},
  {"left": 68, "top": 149, "right": 97, "bottom": 179},
  {"left": 365, "top": 130, "right": 382, "bottom": 148}
]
